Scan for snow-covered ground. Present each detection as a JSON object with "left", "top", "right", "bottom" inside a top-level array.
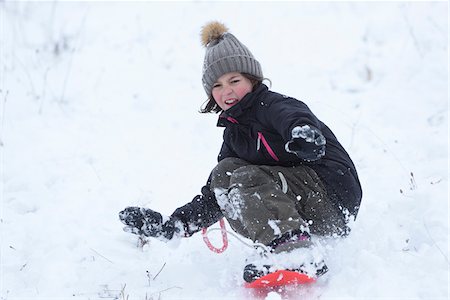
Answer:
[{"left": 1, "top": 2, "right": 448, "bottom": 299}]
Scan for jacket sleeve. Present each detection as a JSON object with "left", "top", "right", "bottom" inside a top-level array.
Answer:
[
  {"left": 262, "top": 96, "right": 322, "bottom": 142},
  {"left": 217, "top": 139, "right": 237, "bottom": 162},
  {"left": 170, "top": 185, "right": 223, "bottom": 237}
]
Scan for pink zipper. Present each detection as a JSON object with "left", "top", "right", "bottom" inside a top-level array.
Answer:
[{"left": 257, "top": 132, "right": 280, "bottom": 162}]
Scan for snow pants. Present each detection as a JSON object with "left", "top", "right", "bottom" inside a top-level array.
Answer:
[{"left": 210, "top": 157, "right": 346, "bottom": 246}]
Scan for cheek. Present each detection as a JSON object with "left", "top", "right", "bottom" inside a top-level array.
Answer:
[
  {"left": 211, "top": 90, "right": 220, "bottom": 102},
  {"left": 237, "top": 86, "right": 252, "bottom": 100}
]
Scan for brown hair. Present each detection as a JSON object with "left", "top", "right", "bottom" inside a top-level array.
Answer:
[{"left": 199, "top": 73, "right": 268, "bottom": 114}]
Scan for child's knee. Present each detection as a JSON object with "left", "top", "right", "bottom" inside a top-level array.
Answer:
[
  {"left": 211, "top": 158, "right": 249, "bottom": 189},
  {"left": 230, "top": 165, "right": 272, "bottom": 188}
]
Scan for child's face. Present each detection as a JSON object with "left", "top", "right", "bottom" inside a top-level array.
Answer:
[{"left": 212, "top": 72, "right": 253, "bottom": 111}]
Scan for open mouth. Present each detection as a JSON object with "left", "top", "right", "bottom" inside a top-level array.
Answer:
[{"left": 225, "top": 99, "right": 238, "bottom": 105}]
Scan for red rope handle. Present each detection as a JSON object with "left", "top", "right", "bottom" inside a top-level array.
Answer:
[{"left": 202, "top": 218, "right": 228, "bottom": 253}]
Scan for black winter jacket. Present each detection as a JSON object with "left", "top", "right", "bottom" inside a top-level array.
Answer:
[{"left": 171, "top": 84, "right": 362, "bottom": 236}]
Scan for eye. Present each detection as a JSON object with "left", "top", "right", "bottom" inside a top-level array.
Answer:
[
  {"left": 212, "top": 83, "right": 221, "bottom": 89},
  {"left": 230, "top": 79, "right": 240, "bottom": 84}
]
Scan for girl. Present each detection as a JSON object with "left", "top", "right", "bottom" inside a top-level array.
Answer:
[{"left": 119, "top": 21, "right": 362, "bottom": 283}]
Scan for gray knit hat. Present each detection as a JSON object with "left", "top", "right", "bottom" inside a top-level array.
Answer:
[{"left": 201, "top": 21, "right": 263, "bottom": 96}]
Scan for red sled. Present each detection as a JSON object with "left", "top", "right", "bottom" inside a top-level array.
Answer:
[{"left": 245, "top": 270, "right": 316, "bottom": 288}]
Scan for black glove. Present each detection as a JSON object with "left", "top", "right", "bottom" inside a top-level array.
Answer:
[
  {"left": 119, "top": 206, "right": 178, "bottom": 240},
  {"left": 285, "top": 125, "right": 326, "bottom": 162}
]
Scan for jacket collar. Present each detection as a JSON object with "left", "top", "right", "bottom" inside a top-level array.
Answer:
[{"left": 217, "top": 84, "right": 268, "bottom": 127}]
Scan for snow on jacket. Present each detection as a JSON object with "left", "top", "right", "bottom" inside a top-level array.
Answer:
[{"left": 171, "top": 84, "right": 362, "bottom": 236}]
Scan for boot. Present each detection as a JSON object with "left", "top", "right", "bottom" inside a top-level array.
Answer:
[{"left": 243, "top": 231, "right": 328, "bottom": 283}]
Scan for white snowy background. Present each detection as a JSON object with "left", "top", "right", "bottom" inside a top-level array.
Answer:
[{"left": 1, "top": 1, "right": 448, "bottom": 299}]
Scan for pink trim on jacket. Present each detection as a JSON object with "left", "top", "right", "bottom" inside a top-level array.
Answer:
[
  {"left": 257, "top": 132, "right": 280, "bottom": 162},
  {"left": 227, "top": 117, "right": 239, "bottom": 124}
]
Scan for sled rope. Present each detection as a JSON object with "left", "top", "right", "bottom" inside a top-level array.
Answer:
[
  {"left": 202, "top": 218, "right": 270, "bottom": 254},
  {"left": 202, "top": 218, "right": 228, "bottom": 253}
]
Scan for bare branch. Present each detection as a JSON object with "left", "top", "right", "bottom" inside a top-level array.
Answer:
[{"left": 153, "top": 262, "right": 167, "bottom": 281}]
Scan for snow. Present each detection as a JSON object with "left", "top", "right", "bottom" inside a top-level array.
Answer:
[
  {"left": 1, "top": 1, "right": 448, "bottom": 300},
  {"left": 248, "top": 242, "right": 326, "bottom": 278},
  {"left": 268, "top": 220, "right": 282, "bottom": 236},
  {"left": 215, "top": 188, "right": 243, "bottom": 221}
]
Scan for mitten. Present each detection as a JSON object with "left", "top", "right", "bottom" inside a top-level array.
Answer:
[
  {"left": 285, "top": 125, "right": 326, "bottom": 161},
  {"left": 119, "top": 206, "right": 179, "bottom": 240}
]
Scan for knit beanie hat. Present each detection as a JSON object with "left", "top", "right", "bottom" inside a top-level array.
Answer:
[{"left": 201, "top": 21, "right": 263, "bottom": 96}]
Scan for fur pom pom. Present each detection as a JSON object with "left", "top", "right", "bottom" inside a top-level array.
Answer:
[{"left": 201, "top": 21, "right": 229, "bottom": 47}]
